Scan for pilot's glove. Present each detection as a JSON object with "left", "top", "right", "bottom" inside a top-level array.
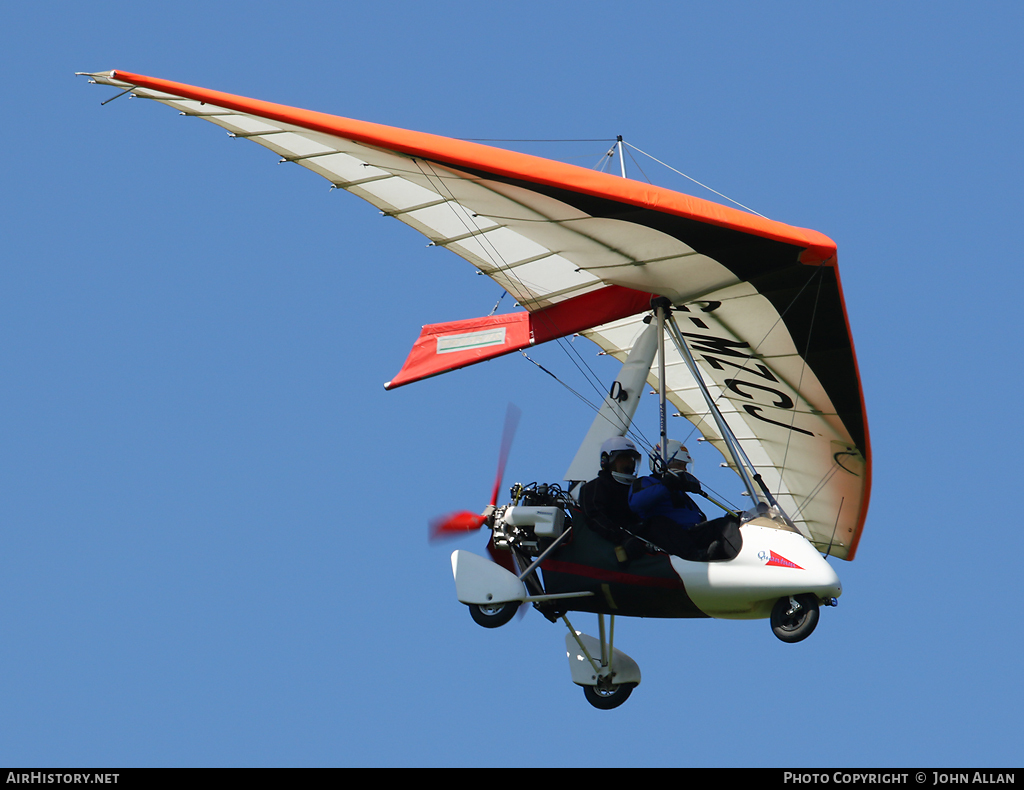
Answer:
[
  {"left": 661, "top": 471, "right": 683, "bottom": 490},
  {"left": 664, "top": 471, "right": 703, "bottom": 495},
  {"left": 679, "top": 472, "right": 704, "bottom": 495}
]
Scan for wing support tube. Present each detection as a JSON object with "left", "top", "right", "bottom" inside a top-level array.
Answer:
[
  {"left": 663, "top": 308, "right": 797, "bottom": 527},
  {"left": 664, "top": 310, "right": 803, "bottom": 533}
]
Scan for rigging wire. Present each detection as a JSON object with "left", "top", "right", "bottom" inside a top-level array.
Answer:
[
  {"left": 823, "top": 498, "right": 844, "bottom": 558},
  {"left": 518, "top": 349, "right": 602, "bottom": 414},
  {"left": 593, "top": 141, "right": 619, "bottom": 172},
  {"left": 777, "top": 265, "right": 826, "bottom": 495},
  {"left": 622, "top": 141, "right": 767, "bottom": 218},
  {"left": 623, "top": 145, "right": 656, "bottom": 185},
  {"left": 487, "top": 289, "right": 507, "bottom": 316},
  {"left": 518, "top": 348, "right": 657, "bottom": 459},
  {"left": 790, "top": 461, "right": 842, "bottom": 525}
]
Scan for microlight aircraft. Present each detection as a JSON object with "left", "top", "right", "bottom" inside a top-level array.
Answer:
[{"left": 80, "top": 71, "right": 871, "bottom": 710}]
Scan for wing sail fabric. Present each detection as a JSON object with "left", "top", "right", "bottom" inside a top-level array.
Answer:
[{"left": 80, "top": 70, "right": 870, "bottom": 560}]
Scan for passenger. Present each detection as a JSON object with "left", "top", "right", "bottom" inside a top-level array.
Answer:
[
  {"left": 578, "top": 437, "right": 647, "bottom": 563},
  {"left": 629, "top": 440, "right": 706, "bottom": 528},
  {"left": 628, "top": 440, "right": 713, "bottom": 560}
]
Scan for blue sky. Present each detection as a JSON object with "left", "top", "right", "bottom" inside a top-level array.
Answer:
[{"left": 2, "top": 1, "right": 1022, "bottom": 768}]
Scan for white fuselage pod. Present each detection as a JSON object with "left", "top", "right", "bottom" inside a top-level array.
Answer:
[{"left": 669, "top": 518, "right": 842, "bottom": 620}]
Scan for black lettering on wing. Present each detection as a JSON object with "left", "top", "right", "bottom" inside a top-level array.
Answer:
[
  {"left": 702, "top": 355, "right": 779, "bottom": 383},
  {"left": 725, "top": 379, "right": 794, "bottom": 409},
  {"left": 742, "top": 405, "right": 814, "bottom": 437},
  {"left": 682, "top": 333, "right": 751, "bottom": 360},
  {"left": 678, "top": 301, "right": 722, "bottom": 313}
]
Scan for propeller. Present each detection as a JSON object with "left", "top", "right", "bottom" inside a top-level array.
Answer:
[{"left": 429, "top": 403, "right": 521, "bottom": 541}]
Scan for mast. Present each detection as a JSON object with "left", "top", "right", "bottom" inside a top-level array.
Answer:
[{"left": 655, "top": 302, "right": 669, "bottom": 470}]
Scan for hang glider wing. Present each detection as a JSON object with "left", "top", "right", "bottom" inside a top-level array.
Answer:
[{"left": 80, "top": 71, "right": 870, "bottom": 560}]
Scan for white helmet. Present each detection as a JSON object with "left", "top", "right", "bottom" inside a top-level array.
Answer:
[
  {"left": 650, "top": 440, "right": 692, "bottom": 473},
  {"left": 600, "top": 436, "right": 641, "bottom": 484}
]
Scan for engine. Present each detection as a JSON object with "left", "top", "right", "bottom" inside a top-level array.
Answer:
[{"left": 491, "top": 482, "right": 574, "bottom": 556}]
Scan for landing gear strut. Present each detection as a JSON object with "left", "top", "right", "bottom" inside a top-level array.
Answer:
[{"left": 563, "top": 613, "right": 641, "bottom": 709}]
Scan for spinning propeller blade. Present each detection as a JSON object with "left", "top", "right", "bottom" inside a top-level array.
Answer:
[
  {"left": 490, "top": 403, "right": 521, "bottom": 507},
  {"left": 428, "top": 510, "right": 487, "bottom": 539},
  {"left": 429, "top": 403, "right": 521, "bottom": 541}
]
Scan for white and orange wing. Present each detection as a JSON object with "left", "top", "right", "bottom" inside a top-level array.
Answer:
[{"left": 81, "top": 71, "right": 870, "bottom": 559}]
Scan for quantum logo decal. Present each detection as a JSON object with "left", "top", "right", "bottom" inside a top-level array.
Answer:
[{"left": 758, "top": 550, "right": 804, "bottom": 570}]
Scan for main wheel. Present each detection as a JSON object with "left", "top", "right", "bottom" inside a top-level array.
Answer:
[
  {"left": 770, "top": 594, "right": 820, "bottom": 643},
  {"left": 468, "top": 601, "right": 518, "bottom": 628},
  {"left": 583, "top": 681, "right": 636, "bottom": 710}
]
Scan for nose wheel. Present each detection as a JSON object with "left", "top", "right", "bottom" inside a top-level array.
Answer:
[{"left": 770, "top": 594, "right": 820, "bottom": 643}]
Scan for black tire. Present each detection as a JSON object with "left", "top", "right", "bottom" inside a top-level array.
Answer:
[
  {"left": 770, "top": 594, "right": 820, "bottom": 643},
  {"left": 468, "top": 601, "right": 518, "bottom": 628},
  {"left": 583, "top": 681, "right": 636, "bottom": 710}
]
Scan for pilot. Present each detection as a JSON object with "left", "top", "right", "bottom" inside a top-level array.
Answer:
[
  {"left": 628, "top": 440, "right": 710, "bottom": 559},
  {"left": 578, "top": 436, "right": 646, "bottom": 562}
]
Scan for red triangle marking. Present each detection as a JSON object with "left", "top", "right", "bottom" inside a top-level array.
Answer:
[{"left": 765, "top": 551, "right": 804, "bottom": 570}]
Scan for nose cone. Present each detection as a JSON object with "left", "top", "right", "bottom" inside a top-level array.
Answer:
[
  {"left": 802, "top": 550, "right": 842, "bottom": 599},
  {"left": 745, "top": 526, "right": 844, "bottom": 601}
]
